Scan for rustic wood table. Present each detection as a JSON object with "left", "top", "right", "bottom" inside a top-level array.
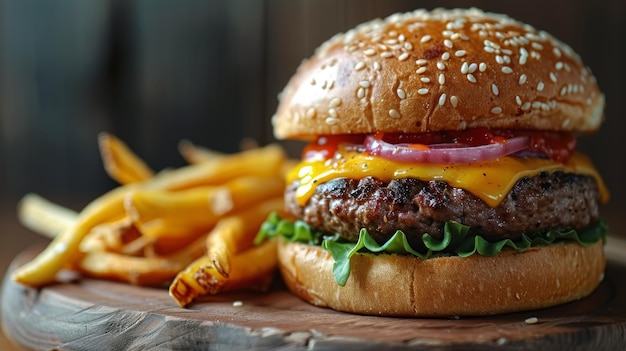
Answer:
[{"left": 2, "top": 204, "right": 626, "bottom": 350}]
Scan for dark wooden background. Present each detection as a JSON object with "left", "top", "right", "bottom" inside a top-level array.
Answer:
[{"left": 0, "top": 0, "right": 624, "bottom": 220}]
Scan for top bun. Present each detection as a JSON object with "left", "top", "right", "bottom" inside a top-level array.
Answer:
[{"left": 273, "top": 8, "right": 604, "bottom": 140}]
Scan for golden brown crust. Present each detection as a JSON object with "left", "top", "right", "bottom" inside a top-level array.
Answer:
[
  {"left": 273, "top": 8, "right": 604, "bottom": 140},
  {"left": 277, "top": 238, "right": 606, "bottom": 317}
]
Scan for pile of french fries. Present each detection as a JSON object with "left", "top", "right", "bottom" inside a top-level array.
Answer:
[{"left": 12, "top": 133, "right": 291, "bottom": 307}]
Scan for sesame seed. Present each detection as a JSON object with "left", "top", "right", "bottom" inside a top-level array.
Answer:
[
  {"left": 437, "top": 61, "right": 446, "bottom": 70},
  {"left": 439, "top": 73, "right": 446, "bottom": 85},
  {"left": 479, "top": 62, "right": 487, "bottom": 72},
  {"left": 444, "top": 39, "right": 453, "bottom": 48},
  {"left": 416, "top": 66, "right": 427, "bottom": 74},
  {"left": 501, "top": 66, "right": 513, "bottom": 74},
  {"left": 490, "top": 106, "right": 503, "bottom": 114},
  {"left": 415, "top": 59, "right": 428, "bottom": 66},
  {"left": 418, "top": 88, "right": 429, "bottom": 95},
  {"left": 484, "top": 39, "right": 498, "bottom": 48},
  {"left": 560, "top": 86, "right": 567, "bottom": 96},
  {"left": 531, "top": 42, "right": 544, "bottom": 50},
  {"left": 555, "top": 61, "right": 564, "bottom": 70},
  {"left": 525, "top": 317, "right": 539, "bottom": 324},
  {"left": 325, "top": 117, "right": 338, "bottom": 125},
  {"left": 306, "top": 108, "right": 316, "bottom": 119},
  {"left": 359, "top": 80, "right": 371, "bottom": 88},
  {"left": 373, "top": 61, "right": 381, "bottom": 71},
  {"left": 492, "top": 84, "right": 499, "bottom": 96},
  {"left": 461, "top": 62, "right": 469, "bottom": 74},
  {"left": 455, "top": 50, "right": 466, "bottom": 57},
  {"left": 310, "top": 79, "right": 316, "bottom": 86},
  {"left": 398, "top": 34, "right": 406, "bottom": 42},
  {"left": 532, "top": 101, "right": 542, "bottom": 109},
  {"left": 380, "top": 51, "right": 393, "bottom": 58},
  {"left": 389, "top": 109, "right": 401, "bottom": 118},
  {"left": 438, "top": 93, "right": 447, "bottom": 106},
  {"left": 330, "top": 97, "right": 342, "bottom": 107},
  {"left": 537, "top": 82, "right": 545, "bottom": 91},
  {"left": 496, "top": 55, "right": 504, "bottom": 64},
  {"left": 420, "top": 77, "right": 431, "bottom": 83},
  {"left": 404, "top": 42, "right": 413, "bottom": 50},
  {"left": 450, "top": 95, "right": 459, "bottom": 108},
  {"left": 550, "top": 72, "right": 558, "bottom": 83},
  {"left": 484, "top": 46, "right": 496, "bottom": 54},
  {"left": 328, "top": 81, "right": 334, "bottom": 89},
  {"left": 420, "top": 35, "right": 432, "bottom": 43},
  {"left": 519, "top": 74, "right": 527, "bottom": 85},
  {"left": 328, "top": 108, "right": 337, "bottom": 117},
  {"left": 442, "top": 52, "right": 450, "bottom": 60},
  {"left": 515, "top": 96, "right": 522, "bottom": 106},
  {"left": 519, "top": 55, "right": 528, "bottom": 65},
  {"left": 553, "top": 47, "right": 562, "bottom": 58},
  {"left": 397, "top": 88, "right": 406, "bottom": 99},
  {"left": 364, "top": 48, "right": 377, "bottom": 56},
  {"left": 521, "top": 102, "right": 531, "bottom": 110},
  {"left": 467, "top": 74, "right": 477, "bottom": 83},
  {"left": 357, "top": 87, "right": 366, "bottom": 99},
  {"left": 468, "top": 63, "right": 477, "bottom": 73},
  {"left": 520, "top": 47, "right": 529, "bottom": 57},
  {"left": 398, "top": 52, "right": 409, "bottom": 61},
  {"left": 354, "top": 62, "right": 365, "bottom": 71}
]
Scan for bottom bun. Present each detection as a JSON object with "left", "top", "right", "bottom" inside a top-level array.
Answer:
[{"left": 277, "top": 238, "right": 606, "bottom": 317}]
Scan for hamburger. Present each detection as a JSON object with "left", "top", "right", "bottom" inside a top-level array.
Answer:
[{"left": 257, "top": 8, "right": 609, "bottom": 316}]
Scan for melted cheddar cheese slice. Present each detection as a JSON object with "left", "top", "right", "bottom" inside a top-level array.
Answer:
[{"left": 287, "top": 151, "right": 609, "bottom": 208}]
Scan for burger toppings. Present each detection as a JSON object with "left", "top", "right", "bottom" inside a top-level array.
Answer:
[
  {"left": 303, "top": 128, "right": 577, "bottom": 164},
  {"left": 364, "top": 134, "right": 530, "bottom": 164}
]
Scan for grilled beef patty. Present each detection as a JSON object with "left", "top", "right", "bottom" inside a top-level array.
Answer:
[{"left": 285, "top": 172, "right": 600, "bottom": 249}]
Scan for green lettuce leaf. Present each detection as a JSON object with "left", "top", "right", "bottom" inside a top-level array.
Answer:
[{"left": 256, "top": 212, "right": 607, "bottom": 286}]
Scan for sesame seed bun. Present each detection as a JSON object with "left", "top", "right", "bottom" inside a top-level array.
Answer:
[
  {"left": 273, "top": 8, "right": 604, "bottom": 139},
  {"left": 277, "top": 237, "right": 606, "bottom": 317}
]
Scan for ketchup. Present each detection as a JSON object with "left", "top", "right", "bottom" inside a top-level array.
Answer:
[{"left": 304, "top": 128, "right": 576, "bottom": 163}]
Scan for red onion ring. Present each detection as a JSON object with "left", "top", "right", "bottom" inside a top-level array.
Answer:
[{"left": 364, "top": 135, "right": 530, "bottom": 164}]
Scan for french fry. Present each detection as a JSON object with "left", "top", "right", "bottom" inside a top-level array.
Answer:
[
  {"left": 99, "top": 132, "right": 155, "bottom": 184},
  {"left": 220, "top": 240, "right": 277, "bottom": 293},
  {"left": 126, "top": 177, "right": 284, "bottom": 229},
  {"left": 18, "top": 193, "right": 78, "bottom": 239},
  {"left": 78, "top": 233, "right": 207, "bottom": 286},
  {"left": 144, "top": 143, "right": 286, "bottom": 191},
  {"left": 12, "top": 185, "right": 132, "bottom": 286},
  {"left": 81, "top": 216, "right": 139, "bottom": 253},
  {"left": 207, "top": 197, "right": 284, "bottom": 278},
  {"left": 178, "top": 139, "right": 224, "bottom": 164},
  {"left": 169, "top": 240, "right": 277, "bottom": 307}
]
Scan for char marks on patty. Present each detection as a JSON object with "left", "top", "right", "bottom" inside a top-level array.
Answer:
[{"left": 286, "top": 172, "right": 600, "bottom": 249}]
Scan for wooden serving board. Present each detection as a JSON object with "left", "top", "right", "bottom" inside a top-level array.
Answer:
[{"left": 3, "top": 239, "right": 626, "bottom": 351}]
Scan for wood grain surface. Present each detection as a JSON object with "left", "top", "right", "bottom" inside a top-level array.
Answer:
[{"left": 3, "top": 239, "right": 626, "bottom": 351}]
